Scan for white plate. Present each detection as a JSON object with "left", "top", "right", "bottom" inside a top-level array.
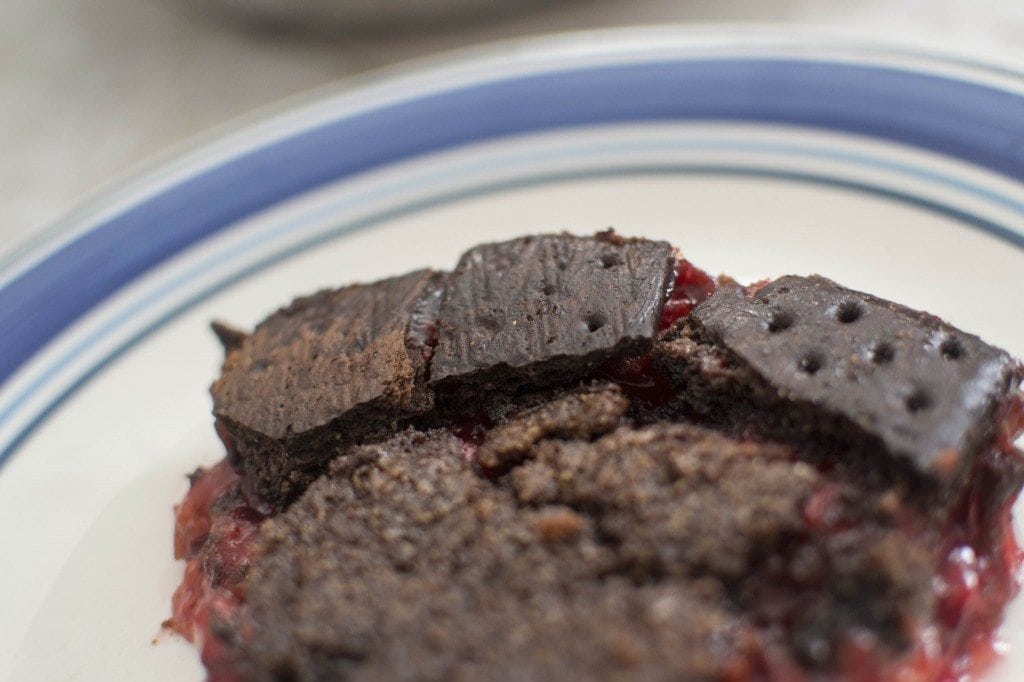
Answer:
[{"left": 2, "top": 28, "right": 1024, "bottom": 681}]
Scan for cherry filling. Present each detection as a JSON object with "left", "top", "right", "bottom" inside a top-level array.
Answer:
[
  {"left": 743, "top": 447, "right": 1024, "bottom": 682},
  {"left": 660, "top": 258, "right": 717, "bottom": 332},
  {"left": 603, "top": 354, "right": 678, "bottom": 405},
  {"left": 170, "top": 460, "right": 268, "bottom": 681},
  {"left": 453, "top": 415, "right": 493, "bottom": 465},
  {"left": 923, "top": 441, "right": 1024, "bottom": 681}
]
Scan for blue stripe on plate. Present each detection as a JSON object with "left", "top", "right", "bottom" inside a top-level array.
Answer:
[
  {"left": 2, "top": 58, "right": 1024, "bottom": 388},
  {"left": 1, "top": 162, "right": 1022, "bottom": 469}
]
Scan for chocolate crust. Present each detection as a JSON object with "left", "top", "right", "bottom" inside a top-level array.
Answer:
[{"left": 230, "top": 426, "right": 769, "bottom": 680}]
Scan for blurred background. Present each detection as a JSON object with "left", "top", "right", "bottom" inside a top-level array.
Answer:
[{"left": 4, "top": 0, "right": 1024, "bottom": 256}]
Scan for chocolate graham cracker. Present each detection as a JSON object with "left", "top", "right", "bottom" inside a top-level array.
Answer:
[
  {"left": 211, "top": 269, "right": 444, "bottom": 506},
  {"left": 430, "top": 232, "right": 676, "bottom": 391},
  {"left": 654, "top": 275, "right": 1023, "bottom": 494}
]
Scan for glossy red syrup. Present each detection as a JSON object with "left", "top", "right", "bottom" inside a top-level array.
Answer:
[
  {"left": 920, "top": 444, "right": 1024, "bottom": 681},
  {"left": 170, "top": 460, "right": 267, "bottom": 681},
  {"left": 603, "top": 354, "right": 677, "bottom": 406},
  {"left": 659, "top": 259, "right": 717, "bottom": 332},
  {"left": 453, "top": 416, "right": 492, "bottom": 465},
  {"left": 861, "top": 477, "right": 1020, "bottom": 682}
]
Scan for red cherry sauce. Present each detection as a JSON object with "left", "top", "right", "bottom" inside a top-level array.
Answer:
[
  {"left": 659, "top": 258, "right": 717, "bottom": 332},
  {"left": 916, "top": 396, "right": 1024, "bottom": 681},
  {"left": 170, "top": 459, "right": 268, "bottom": 681},
  {"left": 453, "top": 416, "right": 492, "bottom": 465},
  {"left": 917, "top": 445, "right": 1024, "bottom": 681}
]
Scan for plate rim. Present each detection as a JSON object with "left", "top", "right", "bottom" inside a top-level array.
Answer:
[
  {"left": 3, "top": 26, "right": 1024, "bottom": 472},
  {"left": 8, "top": 26, "right": 1024, "bottom": 288},
  {"left": 7, "top": 25, "right": 1024, "bottom": 279},
  {"left": 9, "top": 24, "right": 1024, "bottom": 270}
]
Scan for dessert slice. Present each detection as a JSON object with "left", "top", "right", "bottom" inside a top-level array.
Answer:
[{"left": 172, "top": 234, "right": 1024, "bottom": 682}]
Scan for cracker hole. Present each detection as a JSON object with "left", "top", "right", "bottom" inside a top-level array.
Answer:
[
  {"left": 585, "top": 314, "right": 606, "bottom": 333},
  {"left": 906, "top": 388, "right": 932, "bottom": 413},
  {"left": 767, "top": 311, "right": 794, "bottom": 333},
  {"left": 870, "top": 342, "right": 895, "bottom": 365},
  {"left": 541, "top": 284, "right": 555, "bottom": 296},
  {"left": 599, "top": 253, "right": 622, "bottom": 268},
  {"left": 940, "top": 338, "right": 964, "bottom": 360},
  {"left": 798, "top": 353, "right": 823, "bottom": 375},
  {"left": 836, "top": 301, "right": 863, "bottom": 324}
]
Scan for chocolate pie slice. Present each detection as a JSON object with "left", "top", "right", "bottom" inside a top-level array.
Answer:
[{"left": 170, "top": 233, "right": 1024, "bottom": 681}]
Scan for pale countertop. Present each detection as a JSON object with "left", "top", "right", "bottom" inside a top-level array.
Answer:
[{"left": 4, "top": 0, "right": 1024, "bottom": 258}]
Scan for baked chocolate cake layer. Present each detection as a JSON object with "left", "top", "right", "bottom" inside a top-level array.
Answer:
[
  {"left": 231, "top": 428, "right": 735, "bottom": 681},
  {"left": 217, "top": 417, "right": 946, "bottom": 680},
  {"left": 654, "top": 275, "right": 1024, "bottom": 496},
  {"left": 211, "top": 269, "right": 444, "bottom": 506},
  {"left": 431, "top": 232, "right": 675, "bottom": 391}
]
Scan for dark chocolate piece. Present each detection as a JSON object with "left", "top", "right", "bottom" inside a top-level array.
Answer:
[
  {"left": 431, "top": 232, "right": 675, "bottom": 391},
  {"left": 655, "top": 275, "right": 1023, "bottom": 491},
  {"left": 211, "top": 269, "right": 444, "bottom": 507}
]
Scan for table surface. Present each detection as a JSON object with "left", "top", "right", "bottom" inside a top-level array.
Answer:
[{"left": 4, "top": 0, "right": 1024, "bottom": 257}]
